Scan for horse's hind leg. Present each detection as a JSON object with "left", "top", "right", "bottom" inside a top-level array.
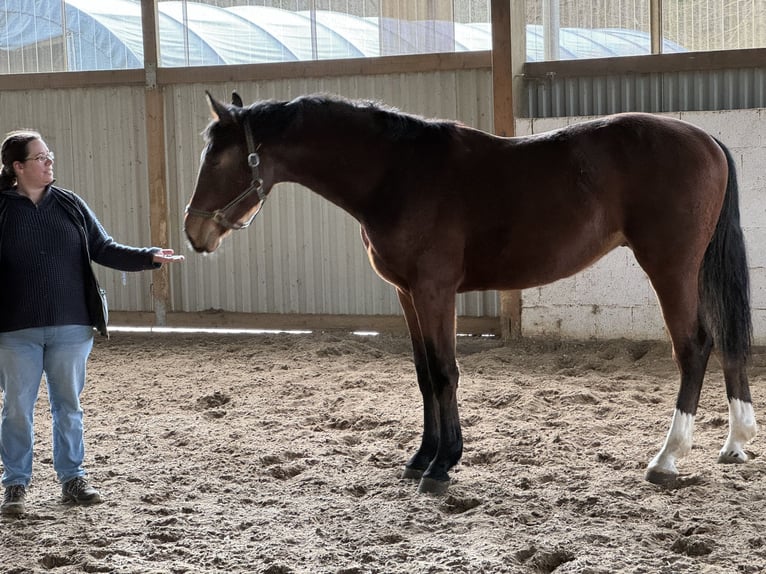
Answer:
[
  {"left": 643, "top": 272, "right": 714, "bottom": 485},
  {"left": 718, "top": 357, "right": 757, "bottom": 463}
]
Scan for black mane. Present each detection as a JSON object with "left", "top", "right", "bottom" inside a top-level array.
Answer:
[{"left": 242, "top": 93, "right": 459, "bottom": 143}]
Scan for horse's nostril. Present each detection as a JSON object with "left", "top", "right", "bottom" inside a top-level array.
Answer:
[
  {"left": 189, "top": 241, "right": 206, "bottom": 254},
  {"left": 183, "top": 233, "right": 204, "bottom": 254}
]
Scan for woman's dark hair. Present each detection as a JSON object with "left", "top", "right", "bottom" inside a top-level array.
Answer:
[{"left": 0, "top": 130, "right": 41, "bottom": 189}]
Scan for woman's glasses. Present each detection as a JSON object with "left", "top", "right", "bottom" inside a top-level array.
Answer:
[{"left": 24, "top": 152, "right": 55, "bottom": 164}]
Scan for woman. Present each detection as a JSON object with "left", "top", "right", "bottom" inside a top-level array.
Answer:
[{"left": 0, "top": 130, "right": 184, "bottom": 515}]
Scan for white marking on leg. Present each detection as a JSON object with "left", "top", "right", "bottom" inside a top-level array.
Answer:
[
  {"left": 719, "top": 398, "right": 757, "bottom": 464},
  {"left": 647, "top": 409, "right": 695, "bottom": 478}
]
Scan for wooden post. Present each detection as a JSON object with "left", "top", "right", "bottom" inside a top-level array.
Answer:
[
  {"left": 141, "top": 0, "right": 170, "bottom": 326},
  {"left": 491, "top": 0, "right": 525, "bottom": 341}
]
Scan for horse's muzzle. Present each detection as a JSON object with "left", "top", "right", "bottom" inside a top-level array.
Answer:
[{"left": 184, "top": 214, "right": 226, "bottom": 253}]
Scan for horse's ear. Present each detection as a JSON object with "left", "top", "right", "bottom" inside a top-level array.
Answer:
[
  {"left": 205, "top": 91, "right": 234, "bottom": 125},
  {"left": 231, "top": 91, "right": 243, "bottom": 108}
]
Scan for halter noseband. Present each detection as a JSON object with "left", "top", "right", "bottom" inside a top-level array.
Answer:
[{"left": 185, "top": 120, "right": 267, "bottom": 231}]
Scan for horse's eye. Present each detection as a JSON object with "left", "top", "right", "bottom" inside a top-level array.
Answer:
[{"left": 201, "top": 144, "right": 223, "bottom": 167}]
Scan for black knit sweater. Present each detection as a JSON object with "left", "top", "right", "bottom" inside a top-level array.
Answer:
[{"left": 0, "top": 185, "right": 160, "bottom": 333}]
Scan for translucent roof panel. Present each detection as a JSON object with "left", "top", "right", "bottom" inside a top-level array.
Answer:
[
  {"left": 599, "top": 28, "right": 686, "bottom": 55},
  {"left": 525, "top": 24, "right": 686, "bottom": 61},
  {"left": 0, "top": 1, "right": 62, "bottom": 50},
  {"left": 454, "top": 22, "right": 492, "bottom": 51},
  {"left": 159, "top": 1, "right": 297, "bottom": 64},
  {"left": 71, "top": 0, "right": 232, "bottom": 68},
  {"left": 306, "top": 11, "right": 381, "bottom": 58},
  {"left": 228, "top": 6, "right": 364, "bottom": 61},
  {"left": 67, "top": 0, "right": 144, "bottom": 64},
  {"left": 0, "top": 0, "right": 143, "bottom": 70},
  {"left": 377, "top": 17, "right": 457, "bottom": 55}
]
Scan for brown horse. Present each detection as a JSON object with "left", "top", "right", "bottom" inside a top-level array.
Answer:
[{"left": 184, "top": 92, "right": 756, "bottom": 494}]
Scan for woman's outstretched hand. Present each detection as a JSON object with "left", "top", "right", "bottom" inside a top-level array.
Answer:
[{"left": 153, "top": 248, "right": 185, "bottom": 263}]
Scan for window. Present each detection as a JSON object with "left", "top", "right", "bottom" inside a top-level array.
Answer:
[
  {"left": 526, "top": 0, "right": 669, "bottom": 60},
  {"left": 1, "top": 1, "right": 764, "bottom": 74},
  {"left": 526, "top": 0, "right": 766, "bottom": 61},
  {"left": 663, "top": 0, "right": 766, "bottom": 51},
  {"left": 154, "top": 0, "right": 492, "bottom": 66},
  {"left": 0, "top": 0, "right": 491, "bottom": 73}
]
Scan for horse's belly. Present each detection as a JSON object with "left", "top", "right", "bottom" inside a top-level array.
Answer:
[{"left": 460, "top": 230, "right": 626, "bottom": 292}]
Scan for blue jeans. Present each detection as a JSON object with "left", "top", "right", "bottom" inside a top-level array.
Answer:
[{"left": 0, "top": 325, "right": 94, "bottom": 487}]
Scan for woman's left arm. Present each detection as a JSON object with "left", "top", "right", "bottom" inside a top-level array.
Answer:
[{"left": 80, "top": 196, "right": 184, "bottom": 270}]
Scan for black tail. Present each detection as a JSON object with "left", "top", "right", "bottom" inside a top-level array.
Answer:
[{"left": 700, "top": 140, "right": 752, "bottom": 362}]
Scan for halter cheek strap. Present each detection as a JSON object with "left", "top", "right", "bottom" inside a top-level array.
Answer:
[{"left": 185, "top": 119, "right": 267, "bottom": 231}]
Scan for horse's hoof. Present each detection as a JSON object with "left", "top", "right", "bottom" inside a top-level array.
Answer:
[
  {"left": 417, "top": 476, "right": 450, "bottom": 495},
  {"left": 401, "top": 466, "right": 424, "bottom": 480},
  {"left": 718, "top": 450, "right": 748, "bottom": 464},
  {"left": 645, "top": 468, "right": 678, "bottom": 486}
]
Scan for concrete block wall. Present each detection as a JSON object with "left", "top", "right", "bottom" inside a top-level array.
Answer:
[{"left": 515, "top": 108, "right": 766, "bottom": 343}]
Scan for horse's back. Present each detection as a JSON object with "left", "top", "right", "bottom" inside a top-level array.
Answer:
[
  {"left": 454, "top": 112, "right": 728, "bottom": 291},
  {"left": 515, "top": 112, "right": 724, "bottom": 175}
]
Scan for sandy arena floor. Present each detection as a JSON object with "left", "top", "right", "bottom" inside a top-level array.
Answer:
[{"left": 2, "top": 331, "right": 766, "bottom": 573}]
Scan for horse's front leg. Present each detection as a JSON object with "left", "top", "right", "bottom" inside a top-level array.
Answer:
[
  {"left": 397, "top": 289, "right": 440, "bottom": 480},
  {"left": 407, "top": 285, "right": 461, "bottom": 494}
]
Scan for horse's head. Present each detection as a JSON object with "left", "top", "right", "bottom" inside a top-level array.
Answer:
[{"left": 184, "top": 91, "right": 269, "bottom": 253}]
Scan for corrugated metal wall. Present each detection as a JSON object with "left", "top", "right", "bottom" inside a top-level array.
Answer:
[
  {"left": 166, "top": 69, "right": 498, "bottom": 317},
  {"left": 527, "top": 67, "right": 766, "bottom": 117}
]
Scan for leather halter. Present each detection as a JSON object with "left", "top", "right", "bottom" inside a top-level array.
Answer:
[{"left": 185, "top": 119, "right": 266, "bottom": 230}]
